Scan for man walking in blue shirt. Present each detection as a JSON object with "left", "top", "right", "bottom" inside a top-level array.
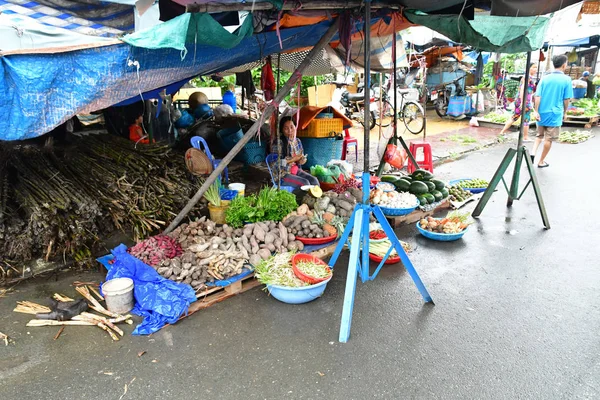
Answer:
[{"left": 531, "top": 55, "right": 573, "bottom": 168}]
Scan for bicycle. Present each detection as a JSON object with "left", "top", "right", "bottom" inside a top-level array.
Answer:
[{"left": 378, "top": 86, "right": 425, "bottom": 134}]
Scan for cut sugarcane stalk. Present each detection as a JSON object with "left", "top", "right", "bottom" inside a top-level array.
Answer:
[
  {"left": 14, "top": 301, "right": 51, "bottom": 315},
  {"left": 78, "top": 312, "right": 123, "bottom": 336},
  {"left": 88, "top": 286, "right": 104, "bottom": 301},
  {"left": 53, "top": 293, "right": 75, "bottom": 302},
  {"left": 26, "top": 320, "right": 96, "bottom": 327}
]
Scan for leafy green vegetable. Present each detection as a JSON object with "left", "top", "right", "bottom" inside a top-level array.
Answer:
[
  {"left": 482, "top": 112, "right": 510, "bottom": 124},
  {"left": 225, "top": 186, "right": 298, "bottom": 228},
  {"left": 559, "top": 131, "right": 593, "bottom": 144}
]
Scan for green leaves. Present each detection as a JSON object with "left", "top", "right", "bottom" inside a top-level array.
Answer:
[{"left": 225, "top": 187, "right": 298, "bottom": 228}]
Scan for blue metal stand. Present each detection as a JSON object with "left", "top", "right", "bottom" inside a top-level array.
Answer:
[{"left": 328, "top": 174, "right": 434, "bottom": 343}]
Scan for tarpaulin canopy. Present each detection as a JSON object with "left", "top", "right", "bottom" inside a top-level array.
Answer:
[
  {"left": 404, "top": 9, "right": 551, "bottom": 53},
  {"left": 0, "top": 18, "right": 345, "bottom": 140},
  {"left": 122, "top": 11, "right": 254, "bottom": 51}
]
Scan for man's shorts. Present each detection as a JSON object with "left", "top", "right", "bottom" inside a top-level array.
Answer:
[{"left": 536, "top": 126, "right": 559, "bottom": 141}]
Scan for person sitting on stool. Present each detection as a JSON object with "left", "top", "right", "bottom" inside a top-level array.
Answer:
[{"left": 278, "top": 116, "right": 320, "bottom": 189}]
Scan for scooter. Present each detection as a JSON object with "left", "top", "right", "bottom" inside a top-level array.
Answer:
[
  {"left": 430, "top": 76, "right": 468, "bottom": 118},
  {"left": 339, "top": 83, "right": 379, "bottom": 130}
]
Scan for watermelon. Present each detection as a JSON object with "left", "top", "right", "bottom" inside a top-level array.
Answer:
[
  {"left": 431, "top": 179, "right": 446, "bottom": 191},
  {"left": 394, "top": 179, "right": 411, "bottom": 192},
  {"left": 411, "top": 169, "right": 434, "bottom": 181},
  {"left": 425, "top": 181, "right": 436, "bottom": 192},
  {"left": 423, "top": 193, "right": 435, "bottom": 204},
  {"left": 432, "top": 190, "right": 443, "bottom": 202},
  {"left": 409, "top": 181, "right": 429, "bottom": 195}
]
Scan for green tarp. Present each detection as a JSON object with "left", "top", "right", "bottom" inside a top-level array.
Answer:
[
  {"left": 404, "top": 10, "right": 550, "bottom": 54},
  {"left": 122, "top": 12, "right": 254, "bottom": 51}
]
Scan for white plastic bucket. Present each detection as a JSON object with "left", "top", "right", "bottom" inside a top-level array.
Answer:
[
  {"left": 229, "top": 183, "right": 245, "bottom": 197},
  {"left": 102, "top": 277, "right": 134, "bottom": 314}
]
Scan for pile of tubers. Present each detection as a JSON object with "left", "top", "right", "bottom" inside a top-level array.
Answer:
[{"left": 137, "top": 217, "right": 303, "bottom": 292}]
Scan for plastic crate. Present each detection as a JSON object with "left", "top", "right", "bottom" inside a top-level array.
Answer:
[{"left": 297, "top": 118, "right": 343, "bottom": 138}]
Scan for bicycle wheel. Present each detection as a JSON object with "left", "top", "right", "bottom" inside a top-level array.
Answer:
[
  {"left": 402, "top": 101, "right": 425, "bottom": 134},
  {"left": 359, "top": 109, "right": 377, "bottom": 130},
  {"left": 379, "top": 100, "right": 395, "bottom": 127}
]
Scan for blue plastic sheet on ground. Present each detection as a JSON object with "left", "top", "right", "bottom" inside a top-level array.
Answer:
[{"left": 104, "top": 244, "right": 196, "bottom": 335}]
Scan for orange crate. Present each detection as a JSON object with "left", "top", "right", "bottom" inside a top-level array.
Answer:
[{"left": 297, "top": 118, "right": 343, "bottom": 138}]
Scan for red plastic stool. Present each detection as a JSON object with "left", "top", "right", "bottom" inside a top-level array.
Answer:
[
  {"left": 342, "top": 129, "right": 358, "bottom": 162},
  {"left": 407, "top": 141, "right": 433, "bottom": 173}
]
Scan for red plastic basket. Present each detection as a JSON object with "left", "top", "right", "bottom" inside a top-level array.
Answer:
[
  {"left": 368, "top": 253, "right": 401, "bottom": 265},
  {"left": 291, "top": 254, "right": 332, "bottom": 284},
  {"left": 295, "top": 234, "right": 337, "bottom": 245}
]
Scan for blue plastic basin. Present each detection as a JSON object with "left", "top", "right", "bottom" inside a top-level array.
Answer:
[
  {"left": 266, "top": 277, "right": 332, "bottom": 304},
  {"left": 449, "top": 178, "right": 487, "bottom": 194},
  {"left": 416, "top": 219, "right": 468, "bottom": 241}
]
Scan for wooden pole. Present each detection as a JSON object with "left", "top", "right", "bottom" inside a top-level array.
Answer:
[
  {"left": 186, "top": 1, "right": 401, "bottom": 13},
  {"left": 164, "top": 19, "right": 340, "bottom": 234}
]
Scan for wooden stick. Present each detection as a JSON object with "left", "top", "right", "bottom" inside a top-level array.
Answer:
[
  {"left": 75, "top": 286, "right": 123, "bottom": 318},
  {"left": 53, "top": 326, "right": 65, "bottom": 340},
  {"left": 164, "top": 18, "right": 341, "bottom": 234},
  {"left": 76, "top": 317, "right": 119, "bottom": 341}
]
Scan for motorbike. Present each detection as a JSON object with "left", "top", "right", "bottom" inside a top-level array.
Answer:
[
  {"left": 339, "top": 83, "right": 379, "bottom": 130},
  {"left": 430, "top": 76, "right": 468, "bottom": 118}
]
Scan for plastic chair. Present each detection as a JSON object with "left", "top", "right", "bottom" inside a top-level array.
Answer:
[
  {"left": 265, "top": 153, "right": 295, "bottom": 193},
  {"left": 407, "top": 141, "right": 434, "bottom": 174},
  {"left": 190, "top": 136, "right": 229, "bottom": 184},
  {"left": 342, "top": 129, "right": 358, "bottom": 162}
]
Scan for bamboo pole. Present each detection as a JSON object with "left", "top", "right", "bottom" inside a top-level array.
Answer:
[{"left": 164, "top": 18, "right": 341, "bottom": 234}]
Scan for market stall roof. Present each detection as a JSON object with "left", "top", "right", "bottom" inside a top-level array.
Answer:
[
  {"left": 544, "top": 1, "right": 600, "bottom": 47},
  {"left": 404, "top": 9, "right": 551, "bottom": 53}
]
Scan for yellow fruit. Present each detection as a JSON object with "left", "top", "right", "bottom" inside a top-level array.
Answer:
[{"left": 309, "top": 185, "right": 323, "bottom": 198}]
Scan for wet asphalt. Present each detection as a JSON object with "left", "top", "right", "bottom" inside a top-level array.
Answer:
[{"left": 1, "top": 128, "right": 599, "bottom": 399}]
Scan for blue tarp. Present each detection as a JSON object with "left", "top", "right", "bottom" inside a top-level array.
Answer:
[
  {"left": 0, "top": 18, "right": 341, "bottom": 140},
  {"left": 104, "top": 244, "right": 197, "bottom": 335}
]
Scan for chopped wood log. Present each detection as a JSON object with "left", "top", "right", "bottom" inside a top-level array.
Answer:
[
  {"left": 53, "top": 293, "right": 74, "bottom": 302},
  {"left": 88, "top": 286, "right": 104, "bottom": 301}
]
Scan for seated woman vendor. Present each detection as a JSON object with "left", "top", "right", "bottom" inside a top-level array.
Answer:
[{"left": 278, "top": 116, "right": 320, "bottom": 188}]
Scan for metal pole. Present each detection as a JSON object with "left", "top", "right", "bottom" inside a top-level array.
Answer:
[
  {"left": 508, "top": 51, "right": 531, "bottom": 202},
  {"left": 392, "top": 29, "right": 397, "bottom": 141},
  {"left": 362, "top": 0, "right": 371, "bottom": 198}
]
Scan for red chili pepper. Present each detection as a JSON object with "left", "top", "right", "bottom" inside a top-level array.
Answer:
[{"left": 369, "top": 230, "right": 387, "bottom": 240}]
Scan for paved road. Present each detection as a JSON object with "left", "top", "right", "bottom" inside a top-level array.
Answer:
[{"left": 1, "top": 129, "right": 599, "bottom": 399}]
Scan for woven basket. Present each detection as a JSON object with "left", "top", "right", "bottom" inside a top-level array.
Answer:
[
  {"left": 185, "top": 148, "right": 213, "bottom": 176},
  {"left": 301, "top": 136, "right": 343, "bottom": 168},
  {"left": 297, "top": 118, "right": 343, "bottom": 138},
  {"left": 240, "top": 140, "right": 267, "bottom": 165}
]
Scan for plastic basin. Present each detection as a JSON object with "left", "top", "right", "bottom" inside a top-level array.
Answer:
[
  {"left": 416, "top": 220, "right": 468, "bottom": 241},
  {"left": 449, "top": 178, "right": 487, "bottom": 194},
  {"left": 291, "top": 254, "right": 332, "bottom": 284},
  {"left": 266, "top": 277, "right": 332, "bottom": 304}
]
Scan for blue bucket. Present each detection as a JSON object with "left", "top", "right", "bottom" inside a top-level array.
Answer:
[
  {"left": 266, "top": 277, "right": 331, "bottom": 304},
  {"left": 573, "top": 88, "right": 586, "bottom": 99},
  {"left": 217, "top": 124, "right": 243, "bottom": 154},
  {"left": 241, "top": 140, "right": 266, "bottom": 165}
]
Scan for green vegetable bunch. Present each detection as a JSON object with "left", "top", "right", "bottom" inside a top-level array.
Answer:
[
  {"left": 225, "top": 187, "right": 298, "bottom": 228},
  {"left": 483, "top": 112, "right": 510, "bottom": 124},
  {"left": 559, "top": 131, "right": 593, "bottom": 144}
]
